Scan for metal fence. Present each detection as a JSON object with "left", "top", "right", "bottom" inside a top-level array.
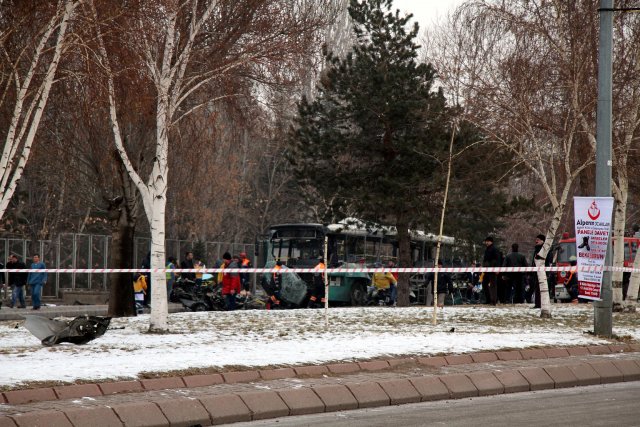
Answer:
[{"left": 0, "top": 234, "right": 255, "bottom": 297}]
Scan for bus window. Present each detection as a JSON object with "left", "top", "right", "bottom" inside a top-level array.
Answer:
[{"left": 346, "top": 235, "right": 365, "bottom": 263}]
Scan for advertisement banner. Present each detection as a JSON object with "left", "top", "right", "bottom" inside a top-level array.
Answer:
[{"left": 573, "top": 197, "right": 614, "bottom": 300}]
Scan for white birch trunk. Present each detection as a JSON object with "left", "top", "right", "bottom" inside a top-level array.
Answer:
[
  {"left": 0, "top": 0, "right": 78, "bottom": 219},
  {"left": 146, "top": 90, "right": 171, "bottom": 331},
  {"left": 611, "top": 187, "right": 627, "bottom": 311},
  {"left": 535, "top": 207, "right": 563, "bottom": 319},
  {"left": 625, "top": 245, "right": 640, "bottom": 307}
]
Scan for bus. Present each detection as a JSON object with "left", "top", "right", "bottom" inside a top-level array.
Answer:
[
  {"left": 554, "top": 232, "right": 639, "bottom": 301},
  {"left": 258, "top": 218, "right": 456, "bottom": 306}
]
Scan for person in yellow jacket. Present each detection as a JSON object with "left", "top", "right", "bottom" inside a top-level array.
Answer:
[{"left": 371, "top": 262, "right": 397, "bottom": 305}]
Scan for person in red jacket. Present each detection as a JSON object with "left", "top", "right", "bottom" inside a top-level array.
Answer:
[{"left": 221, "top": 252, "right": 241, "bottom": 310}]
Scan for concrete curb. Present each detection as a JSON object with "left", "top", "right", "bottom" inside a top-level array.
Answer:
[
  {"left": 1, "top": 352, "right": 639, "bottom": 426},
  {"left": 2, "top": 343, "right": 638, "bottom": 406}
]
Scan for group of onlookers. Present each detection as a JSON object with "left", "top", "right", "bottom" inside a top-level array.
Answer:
[{"left": 1, "top": 254, "right": 48, "bottom": 310}]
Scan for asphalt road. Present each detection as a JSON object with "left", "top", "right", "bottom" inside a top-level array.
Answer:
[{"left": 230, "top": 382, "right": 640, "bottom": 427}]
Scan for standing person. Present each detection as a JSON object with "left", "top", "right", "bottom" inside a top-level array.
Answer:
[
  {"left": 482, "top": 237, "right": 500, "bottom": 306},
  {"left": 387, "top": 260, "right": 399, "bottom": 306},
  {"left": 427, "top": 259, "right": 453, "bottom": 308},
  {"left": 165, "top": 256, "right": 177, "bottom": 300},
  {"left": 141, "top": 252, "right": 151, "bottom": 307},
  {"left": 503, "top": 243, "right": 529, "bottom": 303},
  {"left": 307, "top": 257, "right": 327, "bottom": 308},
  {"left": 7, "top": 255, "right": 27, "bottom": 308},
  {"left": 530, "top": 234, "right": 547, "bottom": 308},
  {"left": 266, "top": 260, "right": 284, "bottom": 308},
  {"left": 221, "top": 252, "right": 241, "bottom": 311},
  {"left": 180, "top": 251, "right": 195, "bottom": 281},
  {"left": 239, "top": 252, "right": 252, "bottom": 293},
  {"left": 27, "top": 254, "right": 47, "bottom": 310}
]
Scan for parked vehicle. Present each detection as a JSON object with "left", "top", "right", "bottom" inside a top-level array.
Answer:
[
  {"left": 257, "top": 218, "right": 455, "bottom": 306},
  {"left": 554, "top": 232, "right": 639, "bottom": 302}
]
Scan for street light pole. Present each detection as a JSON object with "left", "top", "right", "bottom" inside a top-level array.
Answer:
[{"left": 594, "top": 0, "right": 613, "bottom": 337}]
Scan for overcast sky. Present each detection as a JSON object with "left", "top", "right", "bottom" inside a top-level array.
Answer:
[{"left": 392, "top": 0, "right": 467, "bottom": 30}]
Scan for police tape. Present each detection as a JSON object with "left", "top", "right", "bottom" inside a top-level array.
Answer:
[{"left": 1, "top": 266, "right": 639, "bottom": 274}]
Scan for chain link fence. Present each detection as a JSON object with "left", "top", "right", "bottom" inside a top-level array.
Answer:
[{"left": 0, "top": 234, "right": 255, "bottom": 298}]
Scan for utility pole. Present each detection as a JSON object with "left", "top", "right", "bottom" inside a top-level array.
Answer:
[{"left": 594, "top": 0, "right": 613, "bottom": 337}]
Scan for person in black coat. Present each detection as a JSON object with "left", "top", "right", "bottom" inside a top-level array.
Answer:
[
  {"left": 482, "top": 236, "right": 501, "bottom": 305},
  {"left": 7, "top": 254, "right": 27, "bottom": 308},
  {"left": 503, "top": 243, "right": 529, "bottom": 303},
  {"left": 427, "top": 259, "right": 454, "bottom": 307},
  {"left": 180, "top": 251, "right": 196, "bottom": 281}
]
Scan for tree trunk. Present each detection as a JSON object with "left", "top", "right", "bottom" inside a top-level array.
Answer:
[
  {"left": 148, "top": 198, "right": 168, "bottom": 332},
  {"left": 624, "top": 244, "right": 640, "bottom": 309},
  {"left": 611, "top": 190, "right": 627, "bottom": 311},
  {"left": 107, "top": 196, "right": 136, "bottom": 317},
  {"left": 396, "top": 219, "right": 411, "bottom": 307},
  {"left": 536, "top": 205, "right": 565, "bottom": 319}
]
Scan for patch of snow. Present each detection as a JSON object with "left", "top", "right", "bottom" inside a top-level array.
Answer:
[{"left": 0, "top": 305, "right": 636, "bottom": 387}]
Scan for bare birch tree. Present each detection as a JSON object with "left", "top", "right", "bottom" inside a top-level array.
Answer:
[
  {"left": 91, "top": 0, "right": 332, "bottom": 331},
  {"left": 434, "top": 1, "right": 603, "bottom": 318},
  {"left": 0, "top": 1, "right": 81, "bottom": 221}
]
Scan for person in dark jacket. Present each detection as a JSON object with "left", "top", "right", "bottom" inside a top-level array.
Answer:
[
  {"left": 7, "top": 254, "right": 27, "bottom": 308},
  {"left": 427, "top": 259, "right": 454, "bottom": 308},
  {"left": 503, "top": 243, "right": 529, "bottom": 303},
  {"left": 180, "top": 251, "right": 196, "bottom": 281},
  {"left": 482, "top": 237, "right": 501, "bottom": 306},
  {"left": 529, "top": 234, "right": 553, "bottom": 308}
]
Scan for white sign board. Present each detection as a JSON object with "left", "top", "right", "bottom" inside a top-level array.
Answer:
[{"left": 573, "top": 197, "right": 614, "bottom": 300}]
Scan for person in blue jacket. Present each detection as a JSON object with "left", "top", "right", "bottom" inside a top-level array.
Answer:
[{"left": 27, "top": 254, "right": 47, "bottom": 310}]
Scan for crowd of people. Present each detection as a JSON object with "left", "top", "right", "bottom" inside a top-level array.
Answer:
[
  {"left": 135, "top": 250, "right": 253, "bottom": 311},
  {"left": 471, "top": 233, "right": 581, "bottom": 306}
]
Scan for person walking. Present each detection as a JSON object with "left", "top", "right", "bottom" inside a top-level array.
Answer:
[
  {"left": 482, "top": 237, "right": 501, "bottom": 306},
  {"left": 27, "top": 254, "right": 47, "bottom": 310},
  {"left": 7, "top": 254, "right": 27, "bottom": 308},
  {"left": 503, "top": 243, "right": 529, "bottom": 303}
]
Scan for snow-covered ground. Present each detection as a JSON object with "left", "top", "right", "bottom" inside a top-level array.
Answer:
[{"left": 0, "top": 305, "right": 638, "bottom": 388}]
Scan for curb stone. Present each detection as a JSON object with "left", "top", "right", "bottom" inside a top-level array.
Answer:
[{"left": 1, "top": 345, "right": 639, "bottom": 427}]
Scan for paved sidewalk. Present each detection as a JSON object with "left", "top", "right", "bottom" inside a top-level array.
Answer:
[{"left": 1, "top": 343, "right": 639, "bottom": 426}]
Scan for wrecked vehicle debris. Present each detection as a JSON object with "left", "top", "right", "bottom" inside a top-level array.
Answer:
[{"left": 23, "top": 315, "right": 111, "bottom": 346}]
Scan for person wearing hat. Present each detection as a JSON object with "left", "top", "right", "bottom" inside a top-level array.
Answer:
[{"left": 482, "top": 236, "right": 501, "bottom": 306}]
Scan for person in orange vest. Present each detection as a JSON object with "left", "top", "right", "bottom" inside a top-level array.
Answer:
[
  {"left": 307, "top": 257, "right": 327, "bottom": 308},
  {"left": 239, "top": 252, "right": 252, "bottom": 293}
]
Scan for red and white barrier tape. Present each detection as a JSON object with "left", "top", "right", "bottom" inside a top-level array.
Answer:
[{"left": 1, "top": 266, "right": 639, "bottom": 274}]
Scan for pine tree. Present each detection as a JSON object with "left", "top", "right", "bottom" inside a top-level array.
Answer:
[{"left": 290, "top": 0, "right": 452, "bottom": 305}]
